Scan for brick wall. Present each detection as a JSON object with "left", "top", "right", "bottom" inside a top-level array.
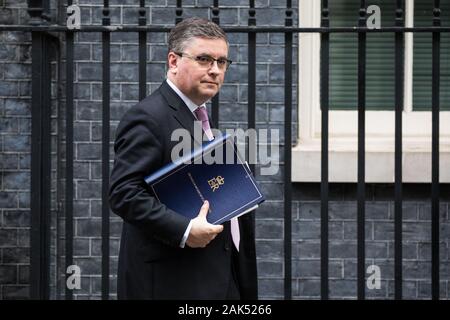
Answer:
[
  {"left": 287, "top": 184, "right": 450, "bottom": 299},
  {"left": 1, "top": 0, "right": 449, "bottom": 300},
  {"left": 0, "top": 0, "right": 32, "bottom": 299}
]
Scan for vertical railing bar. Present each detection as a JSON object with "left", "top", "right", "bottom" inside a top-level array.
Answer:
[
  {"left": 55, "top": 37, "right": 63, "bottom": 299},
  {"left": 357, "top": 0, "right": 366, "bottom": 300},
  {"left": 30, "top": 30, "right": 44, "bottom": 300},
  {"left": 284, "top": 0, "right": 293, "bottom": 301},
  {"left": 30, "top": 30, "right": 52, "bottom": 300},
  {"left": 42, "top": 32, "right": 52, "bottom": 301},
  {"left": 102, "top": 0, "right": 111, "bottom": 300},
  {"left": 247, "top": 3, "right": 258, "bottom": 304},
  {"left": 28, "top": 0, "right": 44, "bottom": 300},
  {"left": 431, "top": 0, "right": 441, "bottom": 301},
  {"left": 248, "top": 1, "right": 256, "bottom": 174},
  {"left": 211, "top": 0, "right": 220, "bottom": 128},
  {"left": 65, "top": 0, "right": 74, "bottom": 300},
  {"left": 394, "top": 0, "right": 404, "bottom": 300},
  {"left": 320, "top": 0, "right": 329, "bottom": 300},
  {"left": 139, "top": 0, "right": 147, "bottom": 101}
]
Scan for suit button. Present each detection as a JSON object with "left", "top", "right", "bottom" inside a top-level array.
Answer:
[{"left": 224, "top": 244, "right": 230, "bottom": 251}]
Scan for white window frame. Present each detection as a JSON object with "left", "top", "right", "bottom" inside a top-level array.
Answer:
[{"left": 293, "top": 0, "right": 450, "bottom": 183}]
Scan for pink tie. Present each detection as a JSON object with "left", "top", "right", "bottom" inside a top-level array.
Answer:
[
  {"left": 194, "top": 106, "right": 213, "bottom": 140},
  {"left": 194, "top": 106, "right": 240, "bottom": 251},
  {"left": 230, "top": 217, "right": 240, "bottom": 251}
]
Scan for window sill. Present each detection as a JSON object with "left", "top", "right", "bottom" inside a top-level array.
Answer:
[{"left": 292, "top": 139, "right": 450, "bottom": 183}]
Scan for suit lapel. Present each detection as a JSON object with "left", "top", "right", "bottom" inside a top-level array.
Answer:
[
  {"left": 159, "top": 81, "right": 204, "bottom": 147},
  {"left": 208, "top": 112, "right": 216, "bottom": 131}
]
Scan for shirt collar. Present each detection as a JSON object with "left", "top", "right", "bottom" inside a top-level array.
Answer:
[{"left": 166, "top": 79, "right": 206, "bottom": 117}]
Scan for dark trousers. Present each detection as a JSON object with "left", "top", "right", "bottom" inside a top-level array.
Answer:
[{"left": 226, "top": 246, "right": 241, "bottom": 300}]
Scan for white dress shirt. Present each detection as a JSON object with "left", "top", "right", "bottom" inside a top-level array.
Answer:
[
  {"left": 166, "top": 79, "right": 210, "bottom": 248},
  {"left": 166, "top": 79, "right": 239, "bottom": 251}
]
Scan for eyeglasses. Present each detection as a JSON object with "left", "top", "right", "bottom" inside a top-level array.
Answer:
[{"left": 174, "top": 52, "right": 232, "bottom": 71}]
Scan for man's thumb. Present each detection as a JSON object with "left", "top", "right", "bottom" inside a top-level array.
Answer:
[{"left": 198, "top": 200, "right": 209, "bottom": 219}]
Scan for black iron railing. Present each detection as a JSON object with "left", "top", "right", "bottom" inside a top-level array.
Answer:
[{"left": 1, "top": 0, "right": 446, "bottom": 300}]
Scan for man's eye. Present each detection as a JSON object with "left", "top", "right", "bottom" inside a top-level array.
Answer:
[
  {"left": 217, "top": 59, "right": 227, "bottom": 66},
  {"left": 197, "top": 56, "right": 212, "bottom": 63}
]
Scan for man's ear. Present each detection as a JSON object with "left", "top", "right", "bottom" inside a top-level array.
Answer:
[{"left": 167, "top": 52, "right": 178, "bottom": 74}]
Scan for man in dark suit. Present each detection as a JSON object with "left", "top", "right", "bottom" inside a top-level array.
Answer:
[{"left": 109, "top": 17, "right": 257, "bottom": 300}]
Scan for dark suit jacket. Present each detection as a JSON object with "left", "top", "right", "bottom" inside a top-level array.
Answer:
[{"left": 109, "top": 81, "right": 258, "bottom": 300}]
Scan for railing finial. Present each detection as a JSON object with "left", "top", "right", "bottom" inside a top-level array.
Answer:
[
  {"left": 285, "top": 0, "right": 293, "bottom": 27},
  {"left": 139, "top": 0, "right": 147, "bottom": 26},
  {"left": 248, "top": 0, "right": 256, "bottom": 26},
  {"left": 27, "top": 0, "right": 45, "bottom": 25},
  {"left": 212, "top": 0, "right": 220, "bottom": 25},
  {"left": 176, "top": 0, "right": 183, "bottom": 24},
  {"left": 359, "top": 0, "right": 366, "bottom": 27},
  {"left": 321, "top": 0, "right": 329, "bottom": 27},
  {"left": 102, "top": 1, "right": 110, "bottom": 26},
  {"left": 433, "top": 0, "right": 441, "bottom": 27}
]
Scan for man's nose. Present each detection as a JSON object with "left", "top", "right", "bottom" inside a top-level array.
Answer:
[{"left": 208, "top": 61, "right": 221, "bottom": 74}]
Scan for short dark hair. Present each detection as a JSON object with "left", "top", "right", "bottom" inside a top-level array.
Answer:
[{"left": 168, "top": 17, "right": 228, "bottom": 54}]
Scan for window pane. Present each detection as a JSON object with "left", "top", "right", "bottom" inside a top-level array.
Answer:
[
  {"left": 329, "top": 0, "right": 396, "bottom": 110},
  {"left": 413, "top": 0, "right": 450, "bottom": 111}
]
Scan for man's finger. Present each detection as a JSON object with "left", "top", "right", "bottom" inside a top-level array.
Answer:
[
  {"left": 197, "top": 200, "right": 210, "bottom": 219},
  {"left": 211, "top": 224, "right": 224, "bottom": 234}
]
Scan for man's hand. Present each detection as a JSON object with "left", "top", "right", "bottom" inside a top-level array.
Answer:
[{"left": 186, "top": 201, "right": 224, "bottom": 248}]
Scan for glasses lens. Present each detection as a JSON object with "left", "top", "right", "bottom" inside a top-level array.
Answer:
[
  {"left": 196, "top": 55, "right": 214, "bottom": 67},
  {"left": 187, "top": 54, "right": 231, "bottom": 71},
  {"left": 217, "top": 59, "right": 227, "bottom": 69}
]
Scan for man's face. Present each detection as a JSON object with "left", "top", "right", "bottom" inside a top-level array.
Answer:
[{"left": 167, "top": 37, "right": 229, "bottom": 106}]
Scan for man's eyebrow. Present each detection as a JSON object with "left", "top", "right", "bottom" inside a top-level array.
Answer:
[{"left": 198, "top": 53, "right": 229, "bottom": 59}]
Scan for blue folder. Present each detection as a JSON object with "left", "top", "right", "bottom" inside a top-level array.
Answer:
[{"left": 144, "top": 134, "right": 265, "bottom": 224}]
